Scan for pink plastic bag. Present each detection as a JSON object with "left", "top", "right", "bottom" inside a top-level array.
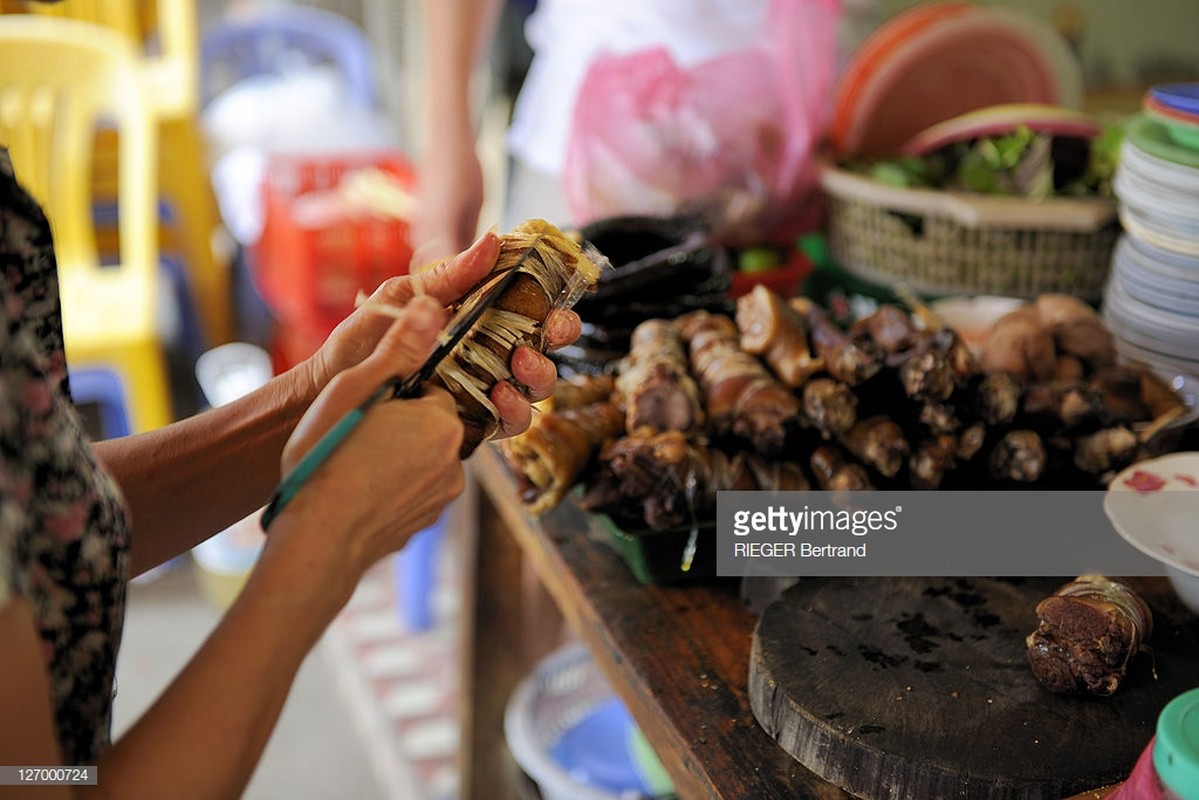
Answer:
[{"left": 563, "top": 0, "right": 842, "bottom": 244}]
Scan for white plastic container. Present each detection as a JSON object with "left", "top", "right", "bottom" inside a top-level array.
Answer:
[{"left": 194, "top": 342, "right": 274, "bottom": 408}]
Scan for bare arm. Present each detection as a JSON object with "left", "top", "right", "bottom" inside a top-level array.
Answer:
[
  {"left": 1, "top": 298, "right": 465, "bottom": 800},
  {"left": 91, "top": 363, "right": 318, "bottom": 576},
  {"left": 0, "top": 456, "right": 429, "bottom": 800},
  {"left": 415, "top": 0, "right": 504, "bottom": 257},
  {"left": 0, "top": 599, "right": 71, "bottom": 800},
  {"left": 90, "top": 528, "right": 366, "bottom": 800}
]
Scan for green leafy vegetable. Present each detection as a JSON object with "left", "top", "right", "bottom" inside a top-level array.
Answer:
[{"left": 848, "top": 121, "right": 1124, "bottom": 200}]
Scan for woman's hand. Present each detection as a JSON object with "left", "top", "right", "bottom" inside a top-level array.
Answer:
[
  {"left": 276, "top": 296, "right": 466, "bottom": 590},
  {"left": 303, "top": 232, "right": 582, "bottom": 440}
]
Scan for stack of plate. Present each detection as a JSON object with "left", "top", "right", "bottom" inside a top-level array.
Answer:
[
  {"left": 1105, "top": 235, "right": 1199, "bottom": 376},
  {"left": 1104, "top": 86, "right": 1199, "bottom": 378}
]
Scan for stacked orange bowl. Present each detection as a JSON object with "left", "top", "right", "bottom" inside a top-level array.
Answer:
[{"left": 828, "top": 0, "right": 1082, "bottom": 160}]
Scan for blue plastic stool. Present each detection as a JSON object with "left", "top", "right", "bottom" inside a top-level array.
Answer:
[
  {"left": 68, "top": 367, "right": 133, "bottom": 440},
  {"left": 393, "top": 514, "right": 447, "bottom": 632},
  {"left": 200, "top": 6, "right": 377, "bottom": 109}
]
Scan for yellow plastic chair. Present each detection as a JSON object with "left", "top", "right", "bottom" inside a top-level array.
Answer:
[
  {"left": 0, "top": 15, "right": 173, "bottom": 433},
  {"left": 19, "top": 0, "right": 233, "bottom": 348}
]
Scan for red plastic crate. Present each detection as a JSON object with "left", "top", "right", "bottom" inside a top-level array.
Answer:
[
  {"left": 270, "top": 313, "right": 333, "bottom": 373},
  {"left": 255, "top": 151, "right": 417, "bottom": 328}
]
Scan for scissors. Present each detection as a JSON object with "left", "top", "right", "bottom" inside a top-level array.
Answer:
[{"left": 260, "top": 241, "right": 538, "bottom": 530}]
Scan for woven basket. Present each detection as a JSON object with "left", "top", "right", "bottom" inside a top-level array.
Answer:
[{"left": 821, "top": 164, "right": 1120, "bottom": 300}]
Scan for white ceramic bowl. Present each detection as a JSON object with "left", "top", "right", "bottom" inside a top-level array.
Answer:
[
  {"left": 1115, "top": 270, "right": 1199, "bottom": 319},
  {"left": 1165, "top": 564, "right": 1199, "bottom": 615},
  {"left": 1105, "top": 452, "right": 1199, "bottom": 614},
  {"left": 1124, "top": 233, "right": 1199, "bottom": 281},
  {"left": 1113, "top": 236, "right": 1199, "bottom": 311}
]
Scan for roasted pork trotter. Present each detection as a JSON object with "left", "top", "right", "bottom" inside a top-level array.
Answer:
[{"left": 1026, "top": 575, "right": 1152, "bottom": 696}]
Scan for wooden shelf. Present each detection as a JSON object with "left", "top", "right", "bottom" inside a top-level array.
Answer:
[{"left": 459, "top": 444, "right": 850, "bottom": 800}]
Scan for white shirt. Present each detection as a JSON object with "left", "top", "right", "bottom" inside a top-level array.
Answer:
[{"left": 507, "top": 0, "right": 769, "bottom": 174}]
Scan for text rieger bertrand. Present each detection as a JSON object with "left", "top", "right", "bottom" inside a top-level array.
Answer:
[{"left": 732, "top": 542, "right": 867, "bottom": 558}]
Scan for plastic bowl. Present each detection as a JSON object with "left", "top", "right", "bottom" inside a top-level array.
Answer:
[
  {"left": 195, "top": 342, "right": 273, "bottom": 407},
  {"left": 626, "top": 725, "right": 674, "bottom": 797},
  {"left": 1144, "top": 93, "right": 1199, "bottom": 124},
  {"left": 504, "top": 643, "right": 664, "bottom": 800},
  {"left": 1127, "top": 113, "right": 1199, "bottom": 171},
  {"left": 900, "top": 103, "right": 1102, "bottom": 157},
  {"left": 1149, "top": 83, "right": 1199, "bottom": 117},
  {"left": 1120, "top": 138, "right": 1199, "bottom": 197},
  {"left": 1144, "top": 105, "right": 1199, "bottom": 152}
]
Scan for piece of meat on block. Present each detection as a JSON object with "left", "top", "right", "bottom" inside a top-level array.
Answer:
[{"left": 1026, "top": 575, "right": 1152, "bottom": 696}]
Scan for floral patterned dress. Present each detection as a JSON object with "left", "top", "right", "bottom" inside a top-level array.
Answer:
[{"left": 0, "top": 147, "right": 131, "bottom": 765}]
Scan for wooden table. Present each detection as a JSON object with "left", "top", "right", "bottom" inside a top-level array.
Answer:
[{"left": 458, "top": 444, "right": 850, "bottom": 800}]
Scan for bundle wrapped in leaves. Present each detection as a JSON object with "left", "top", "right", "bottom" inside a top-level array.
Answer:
[{"left": 431, "top": 219, "right": 605, "bottom": 456}]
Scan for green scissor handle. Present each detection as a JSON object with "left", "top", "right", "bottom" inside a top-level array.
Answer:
[
  {"left": 261, "top": 406, "right": 367, "bottom": 530},
  {"left": 260, "top": 367, "right": 426, "bottom": 531}
]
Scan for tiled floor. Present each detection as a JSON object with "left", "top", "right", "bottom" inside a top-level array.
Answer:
[
  {"left": 330, "top": 538, "right": 464, "bottom": 800},
  {"left": 113, "top": 516, "right": 465, "bottom": 800}
]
